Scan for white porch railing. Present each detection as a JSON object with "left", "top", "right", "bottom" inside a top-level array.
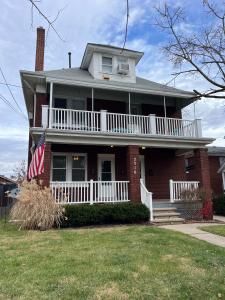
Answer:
[
  {"left": 140, "top": 179, "right": 153, "bottom": 221},
  {"left": 50, "top": 108, "right": 101, "bottom": 131},
  {"left": 43, "top": 107, "right": 202, "bottom": 138},
  {"left": 155, "top": 117, "right": 202, "bottom": 137},
  {"left": 50, "top": 180, "right": 129, "bottom": 204},
  {"left": 106, "top": 112, "right": 155, "bottom": 135},
  {"left": 169, "top": 179, "right": 200, "bottom": 202}
]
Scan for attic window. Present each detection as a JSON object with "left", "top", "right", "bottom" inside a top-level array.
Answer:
[{"left": 102, "top": 56, "right": 112, "bottom": 73}]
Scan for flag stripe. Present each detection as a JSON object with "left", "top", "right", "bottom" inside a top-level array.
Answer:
[{"left": 28, "top": 133, "right": 45, "bottom": 180}]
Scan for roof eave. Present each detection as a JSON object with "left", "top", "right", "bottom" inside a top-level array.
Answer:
[{"left": 45, "top": 76, "right": 194, "bottom": 99}]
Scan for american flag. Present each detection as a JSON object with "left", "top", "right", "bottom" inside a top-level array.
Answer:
[{"left": 28, "top": 133, "right": 45, "bottom": 180}]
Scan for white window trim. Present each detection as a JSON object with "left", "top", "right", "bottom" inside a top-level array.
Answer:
[
  {"left": 102, "top": 55, "right": 113, "bottom": 74},
  {"left": 51, "top": 152, "right": 87, "bottom": 182}
]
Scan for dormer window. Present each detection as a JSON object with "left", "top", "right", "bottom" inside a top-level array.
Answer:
[{"left": 102, "top": 56, "right": 112, "bottom": 73}]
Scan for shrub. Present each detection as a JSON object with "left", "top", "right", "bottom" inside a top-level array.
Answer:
[
  {"left": 180, "top": 187, "right": 205, "bottom": 202},
  {"left": 213, "top": 195, "right": 225, "bottom": 216},
  {"left": 10, "top": 180, "right": 64, "bottom": 230},
  {"left": 62, "top": 202, "right": 149, "bottom": 227}
]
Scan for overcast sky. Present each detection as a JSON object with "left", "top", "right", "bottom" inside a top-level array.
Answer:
[{"left": 0, "top": 0, "right": 225, "bottom": 176}]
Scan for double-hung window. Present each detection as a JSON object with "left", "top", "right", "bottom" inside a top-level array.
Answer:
[
  {"left": 72, "top": 155, "right": 86, "bottom": 181},
  {"left": 102, "top": 56, "right": 113, "bottom": 73},
  {"left": 52, "top": 154, "right": 87, "bottom": 181}
]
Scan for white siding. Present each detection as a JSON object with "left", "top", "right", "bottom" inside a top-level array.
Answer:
[{"left": 88, "top": 52, "right": 136, "bottom": 83}]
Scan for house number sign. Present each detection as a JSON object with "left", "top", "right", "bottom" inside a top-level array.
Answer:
[{"left": 133, "top": 157, "right": 137, "bottom": 175}]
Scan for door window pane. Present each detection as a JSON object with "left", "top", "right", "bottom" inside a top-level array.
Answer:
[{"left": 101, "top": 160, "right": 112, "bottom": 181}]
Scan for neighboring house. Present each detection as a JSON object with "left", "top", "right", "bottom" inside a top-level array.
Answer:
[
  {"left": 208, "top": 147, "right": 225, "bottom": 196},
  {"left": 20, "top": 27, "right": 214, "bottom": 221},
  {"left": 0, "top": 175, "right": 17, "bottom": 207}
]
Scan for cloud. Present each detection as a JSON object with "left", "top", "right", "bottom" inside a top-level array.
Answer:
[{"left": 0, "top": 0, "right": 224, "bottom": 177}]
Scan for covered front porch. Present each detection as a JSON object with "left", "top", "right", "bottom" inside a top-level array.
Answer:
[{"left": 47, "top": 144, "right": 207, "bottom": 206}]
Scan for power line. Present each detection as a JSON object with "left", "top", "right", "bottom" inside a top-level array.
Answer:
[
  {"left": 0, "top": 94, "right": 27, "bottom": 121},
  {"left": 121, "top": 0, "right": 129, "bottom": 53},
  {"left": 0, "top": 66, "right": 24, "bottom": 115},
  {"left": 0, "top": 82, "right": 22, "bottom": 88}
]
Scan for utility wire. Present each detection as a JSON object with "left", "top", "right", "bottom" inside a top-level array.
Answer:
[
  {"left": 0, "top": 66, "right": 24, "bottom": 115},
  {"left": 0, "top": 82, "right": 22, "bottom": 88},
  {"left": 0, "top": 93, "right": 27, "bottom": 121},
  {"left": 120, "top": 0, "right": 129, "bottom": 53}
]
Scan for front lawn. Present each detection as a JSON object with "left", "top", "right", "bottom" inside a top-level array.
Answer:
[
  {"left": 0, "top": 222, "right": 225, "bottom": 299},
  {"left": 201, "top": 225, "right": 225, "bottom": 237}
]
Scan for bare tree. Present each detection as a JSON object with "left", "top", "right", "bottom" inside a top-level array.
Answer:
[
  {"left": 155, "top": 0, "right": 225, "bottom": 99},
  {"left": 28, "top": 0, "right": 66, "bottom": 42},
  {"left": 11, "top": 160, "right": 27, "bottom": 184}
]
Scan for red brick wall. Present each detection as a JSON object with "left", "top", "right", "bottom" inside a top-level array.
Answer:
[
  {"left": 38, "top": 142, "right": 51, "bottom": 187},
  {"left": 126, "top": 146, "right": 141, "bottom": 202},
  {"left": 35, "top": 93, "right": 48, "bottom": 127},
  {"left": 209, "top": 156, "right": 223, "bottom": 196},
  {"left": 145, "top": 148, "right": 186, "bottom": 199},
  {"left": 187, "top": 149, "right": 212, "bottom": 199}
]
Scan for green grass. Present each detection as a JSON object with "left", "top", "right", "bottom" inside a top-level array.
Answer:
[
  {"left": 1, "top": 221, "right": 225, "bottom": 300},
  {"left": 201, "top": 224, "right": 225, "bottom": 237}
]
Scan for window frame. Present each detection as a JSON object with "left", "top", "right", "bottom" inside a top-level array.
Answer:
[
  {"left": 102, "top": 55, "right": 113, "bottom": 74},
  {"left": 51, "top": 153, "right": 88, "bottom": 182}
]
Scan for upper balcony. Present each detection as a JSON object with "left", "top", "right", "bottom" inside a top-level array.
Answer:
[{"left": 41, "top": 105, "right": 202, "bottom": 139}]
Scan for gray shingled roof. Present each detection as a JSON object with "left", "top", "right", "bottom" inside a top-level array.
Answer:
[
  {"left": 35, "top": 67, "right": 194, "bottom": 98},
  {"left": 208, "top": 146, "right": 225, "bottom": 156}
]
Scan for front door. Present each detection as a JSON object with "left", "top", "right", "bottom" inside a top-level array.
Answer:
[{"left": 98, "top": 154, "right": 115, "bottom": 200}]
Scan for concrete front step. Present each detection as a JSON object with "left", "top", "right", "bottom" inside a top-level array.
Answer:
[
  {"left": 154, "top": 207, "right": 176, "bottom": 212},
  {"left": 154, "top": 211, "right": 181, "bottom": 218},
  {"left": 153, "top": 207, "right": 184, "bottom": 224},
  {"left": 153, "top": 217, "right": 184, "bottom": 224}
]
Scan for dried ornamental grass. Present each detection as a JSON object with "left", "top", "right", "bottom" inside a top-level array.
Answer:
[{"left": 10, "top": 180, "right": 64, "bottom": 230}]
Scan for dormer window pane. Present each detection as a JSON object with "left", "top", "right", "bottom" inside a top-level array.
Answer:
[{"left": 102, "top": 56, "right": 112, "bottom": 73}]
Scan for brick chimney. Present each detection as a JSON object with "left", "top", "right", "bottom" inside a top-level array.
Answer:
[{"left": 35, "top": 27, "right": 45, "bottom": 71}]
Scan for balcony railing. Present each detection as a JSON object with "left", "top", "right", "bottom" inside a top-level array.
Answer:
[{"left": 42, "top": 106, "right": 202, "bottom": 138}]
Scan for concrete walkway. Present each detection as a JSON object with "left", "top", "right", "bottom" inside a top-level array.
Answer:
[
  {"left": 214, "top": 215, "right": 225, "bottom": 223},
  {"left": 160, "top": 222, "right": 225, "bottom": 248}
]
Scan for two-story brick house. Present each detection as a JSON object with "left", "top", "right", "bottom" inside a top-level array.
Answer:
[{"left": 21, "top": 27, "right": 214, "bottom": 221}]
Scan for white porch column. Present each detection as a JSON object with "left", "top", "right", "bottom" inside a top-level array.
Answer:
[
  {"left": 128, "top": 92, "right": 131, "bottom": 114},
  {"left": 49, "top": 82, "right": 53, "bottom": 129},
  {"left": 169, "top": 179, "right": 174, "bottom": 203},
  {"left": 149, "top": 114, "right": 156, "bottom": 134},
  {"left": 91, "top": 88, "right": 94, "bottom": 111},
  {"left": 41, "top": 105, "right": 49, "bottom": 128},
  {"left": 195, "top": 119, "right": 202, "bottom": 137},
  {"left": 100, "top": 110, "right": 107, "bottom": 132},
  {"left": 90, "top": 179, "right": 94, "bottom": 205}
]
